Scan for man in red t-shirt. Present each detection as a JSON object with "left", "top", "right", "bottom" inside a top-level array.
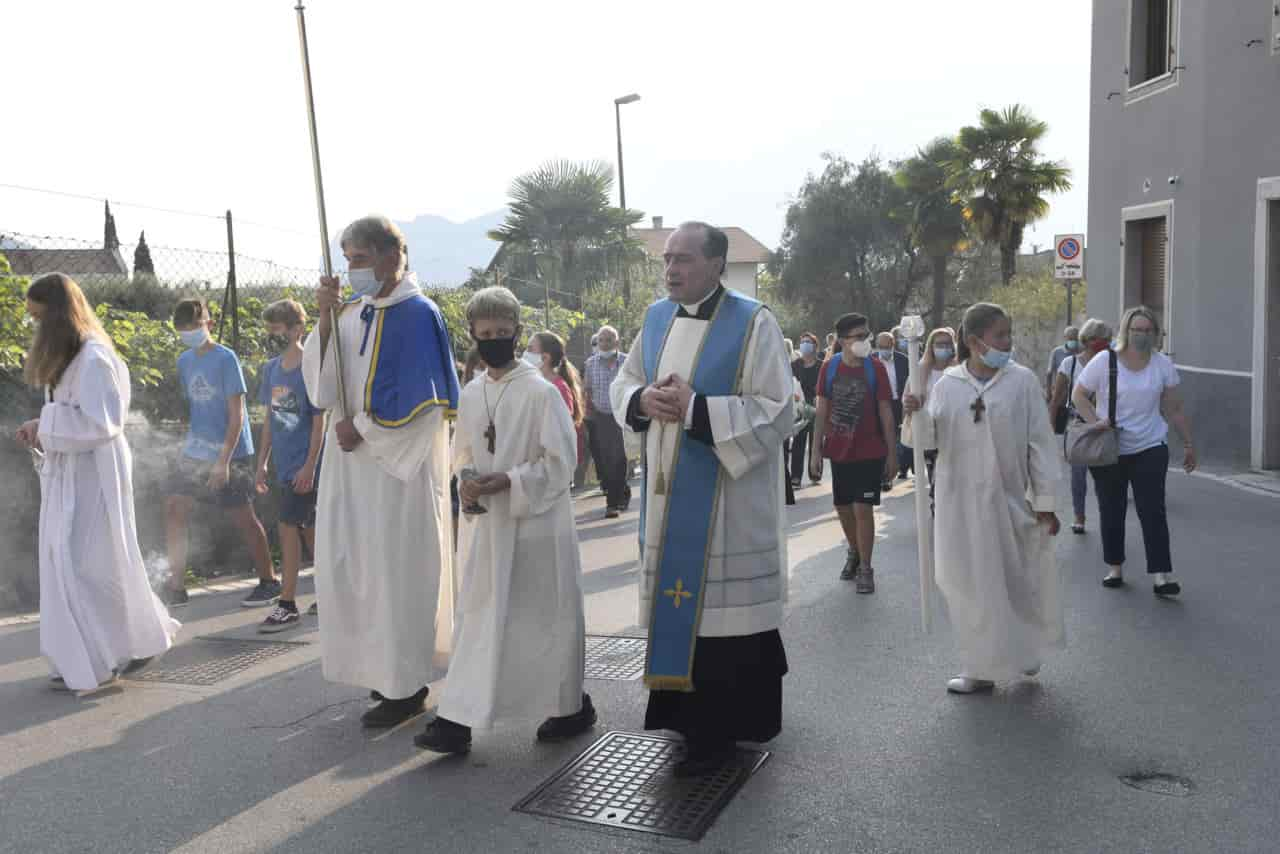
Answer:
[{"left": 809, "top": 312, "right": 896, "bottom": 593}]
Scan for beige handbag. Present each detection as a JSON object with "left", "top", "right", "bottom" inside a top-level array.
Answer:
[{"left": 1064, "top": 350, "right": 1118, "bottom": 467}]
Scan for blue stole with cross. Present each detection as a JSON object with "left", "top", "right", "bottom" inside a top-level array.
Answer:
[{"left": 640, "top": 288, "right": 761, "bottom": 692}]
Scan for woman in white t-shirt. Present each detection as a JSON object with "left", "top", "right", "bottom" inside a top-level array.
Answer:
[{"left": 1071, "top": 307, "right": 1197, "bottom": 597}]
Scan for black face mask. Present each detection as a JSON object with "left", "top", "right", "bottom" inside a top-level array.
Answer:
[{"left": 476, "top": 336, "right": 516, "bottom": 368}]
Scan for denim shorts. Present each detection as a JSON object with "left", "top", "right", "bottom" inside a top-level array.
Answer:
[
  {"left": 168, "top": 457, "right": 256, "bottom": 507},
  {"left": 275, "top": 482, "right": 317, "bottom": 528}
]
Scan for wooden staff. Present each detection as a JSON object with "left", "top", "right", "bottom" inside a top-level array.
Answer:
[{"left": 294, "top": 2, "right": 346, "bottom": 417}]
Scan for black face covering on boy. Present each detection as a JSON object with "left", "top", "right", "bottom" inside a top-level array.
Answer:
[{"left": 476, "top": 336, "right": 516, "bottom": 368}]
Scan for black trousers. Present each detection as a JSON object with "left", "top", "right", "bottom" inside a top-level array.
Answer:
[
  {"left": 587, "top": 412, "right": 631, "bottom": 509},
  {"left": 1090, "top": 444, "right": 1173, "bottom": 574},
  {"left": 790, "top": 424, "right": 812, "bottom": 483}
]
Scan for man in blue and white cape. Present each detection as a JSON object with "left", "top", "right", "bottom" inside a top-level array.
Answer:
[
  {"left": 303, "top": 215, "right": 459, "bottom": 729},
  {"left": 611, "top": 221, "right": 792, "bottom": 777}
]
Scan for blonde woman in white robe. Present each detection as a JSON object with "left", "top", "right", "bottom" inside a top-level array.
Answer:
[
  {"left": 904, "top": 303, "right": 1063, "bottom": 694},
  {"left": 15, "top": 273, "right": 179, "bottom": 695}
]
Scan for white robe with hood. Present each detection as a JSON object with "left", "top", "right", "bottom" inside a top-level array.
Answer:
[
  {"left": 911, "top": 361, "right": 1065, "bottom": 679},
  {"left": 438, "top": 361, "right": 585, "bottom": 728},
  {"left": 302, "top": 273, "right": 454, "bottom": 698},
  {"left": 37, "top": 339, "right": 179, "bottom": 691}
]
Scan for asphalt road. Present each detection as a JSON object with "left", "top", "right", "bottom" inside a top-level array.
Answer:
[{"left": 1, "top": 464, "right": 1277, "bottom": 854}]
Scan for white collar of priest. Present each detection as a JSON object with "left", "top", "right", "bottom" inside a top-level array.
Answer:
[
  {"left": 675, "top": 284, "right": 725, "bottom": 320},
  {"left": 362, "top": 272, "right": 422, "bottom": 309}
]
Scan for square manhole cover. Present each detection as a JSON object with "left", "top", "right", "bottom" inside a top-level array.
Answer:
[
  {"left": 584, "top": 635, "right": 647, "bottom": 681},
  {"left": 513, "top": 730, "right": 768, "bottom": 840},
  {"left": 126, "top": 637, "right": 307, "bottom": 686}
]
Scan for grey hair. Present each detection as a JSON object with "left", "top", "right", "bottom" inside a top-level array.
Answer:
[
  {"left": 1064, "top": 325, "right": 1080, "bottom": 339},
  {"left": 875, "top": 331, "right": 895, "bottom": 346},
  {"left": 596, "top": 324, "right": 618, "bottom": 339},
  {"left": 1115, "top": 305, "right": 1161, "bottom": 353},
  {"left": 466, "top": 286, "right": 521, "bottom": 327},
  {"left": 340, "top": 215, "right": 407, "bottom": 271},
  {"left": 1078, "top": 317, "right": 1112, "bottom": 343}
]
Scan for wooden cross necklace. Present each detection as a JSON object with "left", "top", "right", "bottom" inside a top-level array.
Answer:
[
  {"left": 482, "top": 376, "right": 512, "bottom": 454},
  {"left": 970, "top": 396, "right": 986, "bottom": 424}
]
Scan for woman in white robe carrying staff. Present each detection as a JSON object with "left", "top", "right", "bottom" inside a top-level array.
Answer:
[{"left": 15, "top": 273, "right": 179, "bottom": 696}]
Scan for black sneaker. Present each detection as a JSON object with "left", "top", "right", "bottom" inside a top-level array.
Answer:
[
  {"left": 361, "top": 686, "right": 428, "bottom": 728},
  {"left": 839, "top": 549, "right": 861, "bottom": 581},
  {"left": 259, "top": 604, "right": 300, "bottom": 634},
  {"left": 414, "top": 717, "right": 472, "bottom": 754},
  {"left": 536, "top": 693, "right": 597, "bottom": 742},
  {"left": 241, "top": 579, "right": 282, "bottom": 608},
  {"left": 160, "top": 587, "right": 189, "bottom": 607}
]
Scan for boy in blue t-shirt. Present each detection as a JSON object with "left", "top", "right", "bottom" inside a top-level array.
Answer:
[
  {"left": 163, "top": 299, "right": 278, "bottom": 608},
  {"left": 254, "top": 299, "right": 324, "bottom": 632}
]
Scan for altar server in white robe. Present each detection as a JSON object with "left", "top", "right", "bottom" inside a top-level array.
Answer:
[
  {"left": 611, "top": 222, "right": 792, "bottom": 778},
  {"left": 16, "top": 273, "right": 178, "bottom": 695},
  {"left": 303, "top": 216, "right": 459, "bottom": 728},
  {"left": 414, "top": 286, "right": 593, "bottom": 754},
  {"left": 904, "top": 302, "right": 1064, "bottom": 695}
]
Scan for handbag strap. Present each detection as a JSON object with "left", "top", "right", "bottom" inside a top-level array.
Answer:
[{"left": 1107, "top": 349, "right": 1117, "bottom": 425}]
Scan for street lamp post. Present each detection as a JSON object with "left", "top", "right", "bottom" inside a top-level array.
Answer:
[{"left": 614, "top": 93, "right": 640, "bottom": 303}]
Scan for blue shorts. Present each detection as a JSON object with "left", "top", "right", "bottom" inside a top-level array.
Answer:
[{"left": 275, "top": 482, "right": 317, "bottom": 528}]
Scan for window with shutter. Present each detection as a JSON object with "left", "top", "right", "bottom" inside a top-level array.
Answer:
[{"left": 1139, "top": 217, "right": 1169, "bottom": 340}]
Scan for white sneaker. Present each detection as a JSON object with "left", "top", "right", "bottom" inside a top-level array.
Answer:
[{"left": 947, "top": 675, "right": 994, "bottom": 694}]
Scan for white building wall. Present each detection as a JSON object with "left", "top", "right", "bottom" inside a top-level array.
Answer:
[{"left": 725, "top": 263, "right": 758, "bottom": 299}]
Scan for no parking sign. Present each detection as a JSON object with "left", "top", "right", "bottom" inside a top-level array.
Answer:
[{"left": 1054, "top": 234, "right": 1085, "bottom": 280}]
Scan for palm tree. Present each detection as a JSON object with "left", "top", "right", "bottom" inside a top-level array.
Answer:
[
  {"left": 895, "top": 138, "right": 969, "bottom": 326},
  {"left": 945, "top": 105, "right": 1072, "bottom": 285},
  {"left": 487, "top": 159, "right": 643, "bottom": 301}
]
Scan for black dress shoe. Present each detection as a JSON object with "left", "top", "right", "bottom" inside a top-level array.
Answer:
[
  {"left": 1154, "top": 581, "right": 1181, "bottom": 597},
  {"left": 1102, "top": 575, "right": 1125, "bottom": 589},
  {"left": 674, "top": 741, "right": 735, "bottom": 778},
  {"left": 536, "top": 693, "right": 597, "bottom": 742},
  {"left": 120, "top": 657, "right": 154, "bottom": 676},
  {"left": 414, "top": 717, "right": 472, "bottom": 753},
  {"left": 361, "top": 686, "right": 428, "bottom": 728}
]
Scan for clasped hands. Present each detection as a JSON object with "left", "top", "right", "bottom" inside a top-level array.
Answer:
[{"left": 639, "top": 374, "right": 694, "bottom": 424}]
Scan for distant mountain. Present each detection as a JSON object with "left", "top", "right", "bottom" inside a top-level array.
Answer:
[{"left": 330, "top": 210, "right": 505, "bottom": 287}]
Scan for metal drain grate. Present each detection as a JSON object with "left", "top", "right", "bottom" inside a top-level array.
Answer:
[
  {"left": 584, "top": 635, "right": 647, "bottom": 681},
  {"left": 513, "top": 730, "right": 768, "bottom": 840},
  {"left": 1120, "top": 772, "right": 1195, "bottom": 797},
  {"left": 126, "top": 637, "right": 306, "bottom": 686}
]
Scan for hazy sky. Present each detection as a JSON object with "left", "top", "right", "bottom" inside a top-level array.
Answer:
[{"left": 3, "top": 0, "right": 1092, "bottom": 273}]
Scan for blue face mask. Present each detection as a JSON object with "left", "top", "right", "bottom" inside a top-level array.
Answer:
[
  {"left": 1065, "top": 341, "right": 1081, "bottom": 352},
  {"left": 178, "top": 328, "right": 209, "bottom": 350},
  {"left": 799, "top": 341, "right": 815, "bottom": 357},
  {"left": 979, "top": 344, "right": 1012, "bottom": 370},
  {"left": 933, "top": 346, "right": 954, "bottom": 362},
  {"left": 347, "top": 267, "right": 382, "bottom": 299}
]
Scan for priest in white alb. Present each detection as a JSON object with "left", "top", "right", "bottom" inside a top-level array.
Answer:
[
  {"left": 611, "top": 221, "right": 792, "bottom": 777},
  {"left": 303, "top": 216, "right": 459, "bottom": 728},
  {"left": 16, "top": 273, "right": 179, "bottom": 696},
  {"left": 414, "top": 286, "right": 593, "bottom": 754},
  {"left": 904, "top": 302, "right": 1064, "bottom": 695}
]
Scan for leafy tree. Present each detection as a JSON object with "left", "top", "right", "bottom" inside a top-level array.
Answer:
[
  {"left": 985, "top": 271, "right": 1087, "bottom": 380},
  {"left": 945, "top": 105, "right": 1072, "bottom": 285},
  {"left": 772, "top": 154, "right": 923, "bottom": 333},
  {"left": 895, "top": 138, "right": 970, "bottom": 328},
  {"left": 487, "top": 159, "right": 644, "bottom": 303}
]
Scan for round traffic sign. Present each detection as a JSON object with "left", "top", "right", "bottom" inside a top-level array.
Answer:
[{"left": 1057, "top": 237, "right": 1081, "bottom": 260}]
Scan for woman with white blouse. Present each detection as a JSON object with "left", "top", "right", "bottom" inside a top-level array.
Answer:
[{"left": 1071, "top": 307, "right": 1197, "bottom": 596}]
